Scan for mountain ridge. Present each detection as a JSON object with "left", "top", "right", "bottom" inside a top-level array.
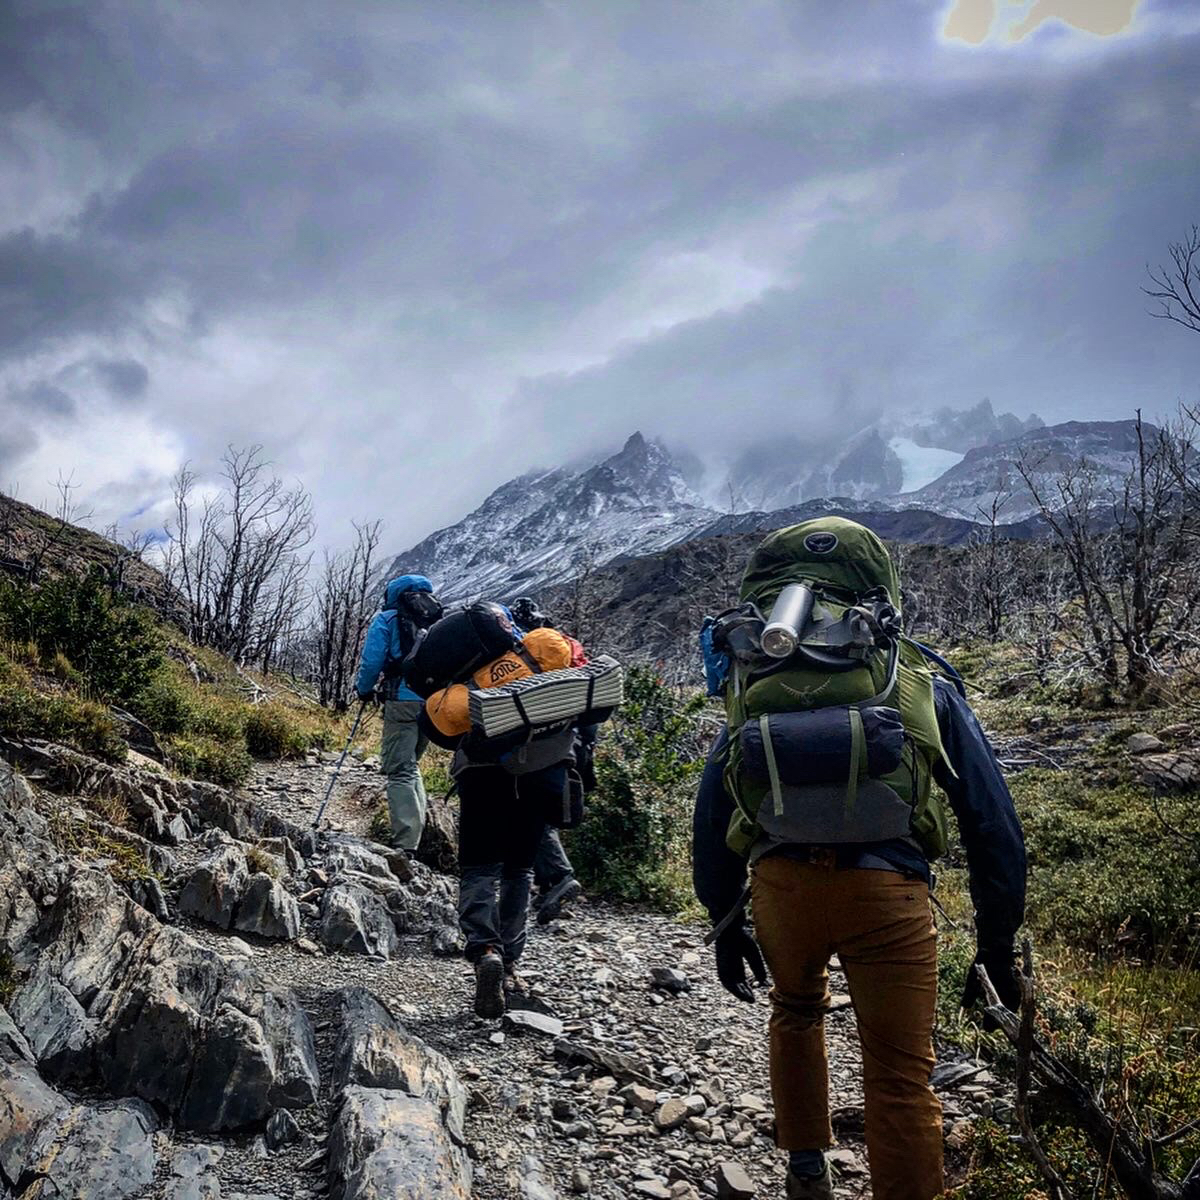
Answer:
[{"left": 377, "top": 416, "right": 1146, "bottom": 603}]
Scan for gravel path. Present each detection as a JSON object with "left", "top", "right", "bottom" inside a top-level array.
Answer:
[{"left": 150, "top": 752, "right": 994, "bottom": 1200}]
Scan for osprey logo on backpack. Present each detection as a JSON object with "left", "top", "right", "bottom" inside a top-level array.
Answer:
[{"left": 803, "top": 531, "right": 839, "bottom": 554}]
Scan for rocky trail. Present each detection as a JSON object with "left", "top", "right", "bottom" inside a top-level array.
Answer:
[{"left": 0, "top": 737, "right": 1017, "bottom": 1200}]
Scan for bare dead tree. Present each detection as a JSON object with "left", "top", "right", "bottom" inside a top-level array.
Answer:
[
  {"left": 165, "top": 446, "right": 315, "bottom": 670},
  {"left": 310, "top": 520, "right": 382, "bottom": 708},
  {"left": 1145, "top": 226, "right": 1200, "bottom": 336},
  {"left": 21, "top": 471, "right": 95, "bottom": 581},
  {"left": 1013, "top": 414, "right": 1199, "bottom": 693},
  {"left": 972, "top": 489, "right": 1017, "bottom": 643}
]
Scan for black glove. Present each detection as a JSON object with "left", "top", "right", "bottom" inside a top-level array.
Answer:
[
  {"left": 714, "top": 924, "right": 767, "bottom": 1003},
  {"left": 961, "top": 947, "right": 1021, "bottom": 1021},
  {"left": 356, "top": 688, "right": 381, "bottom": 706}
]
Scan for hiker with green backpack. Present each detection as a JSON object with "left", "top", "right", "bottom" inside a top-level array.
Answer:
[{"left": 693, "top": 518, "right": 1026, "bottom": 1200}]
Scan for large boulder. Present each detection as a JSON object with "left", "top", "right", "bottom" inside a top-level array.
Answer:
[
  {"left": 10, "top": 870, "right": 318, "bottom": 1131},
  {"left": 319, "top": 881, "right": 398, "bottom": 959},
  {"left": 328, "top": 1087, "right": 471, "bottom": 1200},
  {"left": 179, "top": 846, "right": 250, "bottom": 929},
  {"left": 233, "top": 872, "right": 301, "bottom": 941},
  {"left": 331, "top": 987, "right": 466, "bottom": 1146},
  {"left": 179, "top": 849, "right": 300, "bottom": 941}
]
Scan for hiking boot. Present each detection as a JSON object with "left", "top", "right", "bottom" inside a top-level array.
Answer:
[
  {"left": 503, "top": 963, "right": 528, "bottom": 996},
  {"left": 785, "top": 1165, "right": 834, "bottom": 1200},
  {"left": 537, "top": 875, "right": 583, "bottom": 925},
  {"left": 473, "top": 948, "right": 505, "bottom": 1019}
]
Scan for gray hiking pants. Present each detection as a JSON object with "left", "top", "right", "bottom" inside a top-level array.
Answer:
[
  {"left": 534, "top": 827, "right": 573, "bottom": 891},
  {"left": 380, "top": 700, "right": 428, "bottom": 850},
  {"left": 457, "top": 763, "right": 559, "bottom": 964}
]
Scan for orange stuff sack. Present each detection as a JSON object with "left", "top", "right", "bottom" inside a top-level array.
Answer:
[{"left": 425, "top": 628, "right": 573, "bottom": 738}]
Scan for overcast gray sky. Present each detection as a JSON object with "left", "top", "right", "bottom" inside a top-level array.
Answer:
[{"left": 3, "top": 0, "right": 1198, "bottom": 551}]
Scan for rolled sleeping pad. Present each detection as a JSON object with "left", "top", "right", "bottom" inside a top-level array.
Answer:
[
  {"left": 424, "top": 628, "right": 575, "bottom": 738},
  {"left": 468, "top": 655, "right": 625, "bottom": 739}
]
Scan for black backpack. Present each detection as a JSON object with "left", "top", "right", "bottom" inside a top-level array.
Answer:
[{"left": 403, "top": 602, "right": 520, "bottom": 699}]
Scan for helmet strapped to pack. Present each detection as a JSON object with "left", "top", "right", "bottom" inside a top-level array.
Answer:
[
  {"left": 719, "top": 517, "right": 952, "bottom": 862},
  {"left": 511, "top": 596, "right": 548, "bottom": 630}
]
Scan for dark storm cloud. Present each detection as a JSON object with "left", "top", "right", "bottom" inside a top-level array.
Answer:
[
  {"left": 92, "top": 357, "right": 149, "bottom": 400},
  {"left": 0, "top": 228, "right": 152, "bottom": 357},
  {"left": 12, "top": 380, "right": 75, "bottom": 419},
  {"left": 0, "top": 422, "right": 37, "bottom": 477},
  {"left": 0, "top": 0, "right": 1196, "bottom": 548}
]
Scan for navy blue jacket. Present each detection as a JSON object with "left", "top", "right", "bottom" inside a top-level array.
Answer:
[{"left": 692, "top": 677, "right": 1026, "bottom": 954}]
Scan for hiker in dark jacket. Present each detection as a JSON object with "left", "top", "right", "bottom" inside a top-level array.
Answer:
[
  {"left": 693, "top": 679, "right": 1025, "bottom": 1200},
  {"left": 693, "top": 516, "right": 1025, "bottom": 1200},
  {"left": 354, "top": 575, "right": 439, "bottom": 850},
  {"left": 511, "top": 595, "right": 589, "bottom": 924}
]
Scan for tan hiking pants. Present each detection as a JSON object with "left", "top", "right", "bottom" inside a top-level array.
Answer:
[{"left": 751, "top": 853, "right": 943, "bottom": 1200}]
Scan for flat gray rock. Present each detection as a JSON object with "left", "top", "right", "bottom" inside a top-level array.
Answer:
[
  {"left": 22, "top": 1098, "right": 157, "bottom": 1200},
  {"left": 328, "top": 1086, "right": 471, "bottom": 1200},
  {"left": 331, "top": 988, "right": 467, "bottom": 1146},
  {"left": 165, "top": 1144, "right": 224, "bottom": 1200}
]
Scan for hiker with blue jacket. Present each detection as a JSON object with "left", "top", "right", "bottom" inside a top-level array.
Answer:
[
  {"left": 355, "top": 575, "right": 442, "bottom": 850},
  {"left": 693, "top": 519, "right": 1025, "bottom": 1200}
]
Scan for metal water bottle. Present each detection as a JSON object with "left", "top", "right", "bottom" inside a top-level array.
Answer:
[{"left": 761, "top": 582, "right": 816, "bottom": 658}]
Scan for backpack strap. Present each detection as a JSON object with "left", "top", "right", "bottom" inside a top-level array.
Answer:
[
  {"left": 758, "top": 715, "right": 785, "bottom": 818},
  {"left": 515, "top": 645, "right": 544, "bottom": 675},
  {"left": 908, "top": 639, "right": 967, "bottom": 698},
  {"left": 846, "top": 707, "right": 867, "bottom": 822}
]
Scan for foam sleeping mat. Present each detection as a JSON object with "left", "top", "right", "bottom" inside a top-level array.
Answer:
[{"left": 468, "top": 655, "right": 624, "bottom": 738}]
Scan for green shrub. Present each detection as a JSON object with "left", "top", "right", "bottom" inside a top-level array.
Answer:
[
  {"left": 248, "top": 703, "right": 336, "bottom": 759},
  {"left": 165, "top": 733, "right": 252, "bottom": 786},
  {"left": 184, "top": 694, "right": 247, "bottom": 742},
  {"left": 245, "top": 705, "right": 296, "bottom": 758},
  {"left": 566, "top": 667, "right": 707, "bottom": 911},
  {"left": 1013, "top": 770, "right": 1200, "bottom": 959},
  {"left": 131, "top": 667, "right": 197, "bottom": 735},
  {"left": 0, "top": 570, "right": 162, "bottom": 706},
  {"left": 0, "top": 664, "right": 126, "bottom": 761}
]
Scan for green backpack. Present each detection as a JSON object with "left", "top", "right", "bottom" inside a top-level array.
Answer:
[{"left": 716, "top": 517, "right": 952, "bottom": 860}]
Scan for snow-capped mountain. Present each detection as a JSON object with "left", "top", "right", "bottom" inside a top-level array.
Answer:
[
  {"left": 377, "top": 415, "right": 1148, "bottom": 603},
  {"left": 723, "top": 398, "right": 1043, "bottom": 511},
  {"left": 377, "top": 433, "right": 718, "bottom": 602}
]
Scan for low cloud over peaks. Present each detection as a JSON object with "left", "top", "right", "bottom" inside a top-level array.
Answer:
[{"left": 0, "top": 1, "right": 1197, "bottom": 548}]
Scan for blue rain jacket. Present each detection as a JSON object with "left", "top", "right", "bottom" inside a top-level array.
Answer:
[{"left": 355, "top": 575, "right": 434, "bottom": 702}]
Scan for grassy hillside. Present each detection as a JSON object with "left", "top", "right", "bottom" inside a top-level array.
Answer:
[{"left": 0, "top": 562, "right": 343, "bottom": 785}]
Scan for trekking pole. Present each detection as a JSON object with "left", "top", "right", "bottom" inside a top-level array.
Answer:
[{"left": 312, "top": 699, "right": 369, "bottom": 829}]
